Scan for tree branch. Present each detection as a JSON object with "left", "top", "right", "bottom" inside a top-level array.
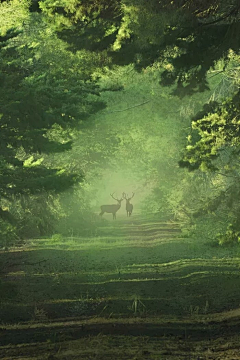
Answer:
[
  {"left": 199, "top": 6, "right": 240, "bottom": 27},
  {"left": 106, "top": 100, "right": 150, "bottom": 113},
  {"left": 215, "top": 171, "right": 240, "bottom": 178},
  {"left": 208, "top": 70, "right": 225, "bottom": 79}
]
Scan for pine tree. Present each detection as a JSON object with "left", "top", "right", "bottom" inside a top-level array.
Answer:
[{"left": 0, "top": 4, "right": 105, "bottom": 236}]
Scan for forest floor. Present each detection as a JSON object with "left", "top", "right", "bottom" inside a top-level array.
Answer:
[{"left": 1, "top": 214, "right": 240, "bottom": 359}]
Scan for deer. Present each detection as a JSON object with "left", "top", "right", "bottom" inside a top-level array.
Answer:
[
  {"left": 99, "top": 193, "right": 123, "bottom": 219},
  {"left": 122, "top": 192, "right": 134, "bottom": 217}
]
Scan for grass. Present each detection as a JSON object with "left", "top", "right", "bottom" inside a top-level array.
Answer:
[{"left": 1, "top": 214, "right": 240, "bottom": 358}]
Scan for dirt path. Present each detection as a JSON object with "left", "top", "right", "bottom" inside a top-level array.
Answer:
[
  {"left": 1, "top": 315, "right": 240, "bottom": 359},
  {"left": 0, "top": 314, "right": 239, "bottom": 345},
  {"left": 1, "top": 215, "right": 240, "bottom": 358}
]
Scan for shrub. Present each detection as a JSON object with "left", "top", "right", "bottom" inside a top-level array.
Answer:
[{"left": 217, "top": 224, "right": 240, "bottom": 246}]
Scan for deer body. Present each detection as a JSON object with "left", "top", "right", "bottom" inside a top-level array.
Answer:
[
  {"left": 123, "top": 192, "right": 134, "bottom": 217},
  {"left": 126, "top": 201, "right": 133, "bottom": 216},
  {"left": 99, "top": 194, "right": 123, "bottom": 219}
]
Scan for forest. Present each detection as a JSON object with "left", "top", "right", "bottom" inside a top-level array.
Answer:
[{"left": 1, "top": 1, "right": 240, "bottom": 359}]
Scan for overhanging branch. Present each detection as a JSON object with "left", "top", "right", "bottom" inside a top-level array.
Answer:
[{"left": 106, "top": 100, "right": 150, "bottom": 113}]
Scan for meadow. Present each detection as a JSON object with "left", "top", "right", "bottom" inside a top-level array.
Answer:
[{"left": 1, "top": 214, "right": 240, "bottom": 359}]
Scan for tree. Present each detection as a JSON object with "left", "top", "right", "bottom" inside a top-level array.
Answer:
[
  {"left": 38, "top": 0, "right": 240, "bottom": 94},
  {"left": 3, "top": 0, "right": 240, "bottom": 243},
  {"left": 0, "top": 2, "right": 105, "bottom": 240},
  {"left": 178, "top": 73, "right": 240, "bottom": 243}
]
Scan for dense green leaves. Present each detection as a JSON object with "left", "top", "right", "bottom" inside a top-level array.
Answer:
[
  {"left": 0, "top": 2, "right": 106, "bottom": 239},
  {"left": 37, "top": 0, "right": 240, "bottom": 96},
  {"left": 180, "top": 92, "right": 240, "bottom": 171},
  {"left": 0, "top": 34, "right": 91, "bottom": 195},
  {"left": 39, "top": 0, "right": 122, "bottom": 52}
]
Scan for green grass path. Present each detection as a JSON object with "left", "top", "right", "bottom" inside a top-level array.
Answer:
[{"left": 1, "top": 215, "right": 240, "bottom": 358}]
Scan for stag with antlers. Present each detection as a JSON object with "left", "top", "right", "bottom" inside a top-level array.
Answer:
[
  {"left": 122, "top": 192, "right": 135, "bottom": 217},
  {"left": 99, "top": 193, "right": 123, "bottom": 219}
]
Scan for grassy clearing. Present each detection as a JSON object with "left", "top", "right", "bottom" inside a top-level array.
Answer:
[
  {"left": 1, "top": 216, "right": 240, "bottom": 322},
  {"left": 1, "top": 215, "right": 240, "bottom": 358}
]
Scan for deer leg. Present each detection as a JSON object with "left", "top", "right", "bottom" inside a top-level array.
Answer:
[{"left": 99, "top": 211, "right": 104, "bottom": 216}]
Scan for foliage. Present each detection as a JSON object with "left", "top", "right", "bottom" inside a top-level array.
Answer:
[
  {"left": 39, "top": 0, "right": 240, "bottom": 95},
  {"left": 56, "top": 186, "right": 103, "bottom": 237},
  {"left": 0, "top": 3, "right": 106, "bottom": 240},
  {"left": 0, "top": 0, "right": 30, "bottom": 35},
  {"left": 39, "top": 0, "right": 122, "bottom": 54},
  {"left": 11, "top": 193, "right": 58, "bottom": 239},
  {"left": 177, "top": 63, "right": 240, "bottom": 242},
  {"left": 180, "top": 90, "right": 240, "bottom": 171},
  {"left": 2, "top": 0, "right": 240, "bottom": 243},
  {"left": 0, "top": 219, "right": 17, "bottom": 248},
  {"left": 217, "top": 224, "right": 240, "bottom": 246},
  {"left": 51, "top": 233, "right": 64, "bottom": 242}
]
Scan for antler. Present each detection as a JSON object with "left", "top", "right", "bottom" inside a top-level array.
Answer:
[
  {"left": 110, "top": 192, "right": 119, "bottom": 201},
  {"left": 123, "top": 192, "right": 135, "bottom": 200},
  {"left": 130, "top": 192, "right": 135, "bottom": 200}
]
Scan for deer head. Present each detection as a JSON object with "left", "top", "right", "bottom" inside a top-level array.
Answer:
[{"left": 122, "top": 192, "right": 134, "bottom": 202}]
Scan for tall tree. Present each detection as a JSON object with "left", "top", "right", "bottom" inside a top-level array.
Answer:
[
  {"left": 0, "top": 1, "right": 105, "bottom": 238},
  {"left": 38, "top": 0, "right": 240, "bottom": 93}
]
